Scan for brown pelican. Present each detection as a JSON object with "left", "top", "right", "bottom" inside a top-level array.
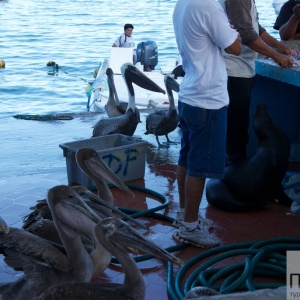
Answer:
[
  {"left": 22, "top": 187, "right": 145, "bottom": 278},
  {"left": 92, "top": 62, "right": 166, "bottom": 137},
  {"left": 23, "top": 148, "right": 146, "bottom": 277},
  {"left": 37, "top": 217, "right": 183, "bottom": 300},
  {"left": 75, "top": 147, "right": 148, "bottom": 275},
  {"left": 22, "top": 198, "right": 64, "bottom": 245},
  {"left": 144, "top": 74, "right": 179, "bottom": 148},
  {"left": 104, "top": 67, "right": 128, "bottom": 117},
  {"left": 23, "top": 147, "right": 136, "bottom": 230},
  {"left": 22, "top": 188, "right": 142, "bottom": 248},
  {"left": 22, "top": 147, "right": 139, "bottom": 235},
  {"left": 0, "top": 185, "right": 101, "bottom": 300}
]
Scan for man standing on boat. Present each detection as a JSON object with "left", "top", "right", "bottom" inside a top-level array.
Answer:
[
  {"left": 112, "top": 24, "right": 135, "bottom": 48},
  {"left": 172, "top": 0, "right": 242, "bottom": 248}
]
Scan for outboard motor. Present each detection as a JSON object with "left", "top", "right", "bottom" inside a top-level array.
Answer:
[{"left": 136, "top": 40, "right": 158, "bottom": 71}]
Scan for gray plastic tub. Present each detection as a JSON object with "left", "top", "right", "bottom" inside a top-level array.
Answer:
[{"left": 59, "top": 134, "right": 148, "bottom": 187}]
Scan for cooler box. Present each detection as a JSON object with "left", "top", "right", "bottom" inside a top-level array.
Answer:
[{"left": 59, "top": 134, "right": 148, "bottom": 187}]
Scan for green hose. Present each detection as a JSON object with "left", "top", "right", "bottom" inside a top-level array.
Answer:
[
  {"left": 169, "top": 237, "right": 300, "bottom": 300},
  {"left": 90, "top": 185, "right": 299, "bottom": 299}
]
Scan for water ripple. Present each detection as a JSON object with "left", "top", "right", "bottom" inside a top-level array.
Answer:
[{"left": 0, "top": 0, "right": 278, "bottom": 118}]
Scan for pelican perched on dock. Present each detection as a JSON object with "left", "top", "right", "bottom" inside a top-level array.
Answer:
[
  {"left": 23, "top": 147, "right": 135, "bottom": 229},
  {"left": 22, "top": 148, "right": 145, "bottom": 277},
  {"left": 92, "top": 62, "right": 166, "bottom": 137},
  {"left": 37, "top": 217, "right": 183, "bottom": 300},
  {"left": 144, "top": 74, "right": 179, "bottom": 148},
  {"left": 0, "top": 186, "right": 101, "bottom": 300},
  {"left": 22, "top": 183, "right": 140, "bottom": 247},
  {"left": 76, "top": 147, "right": 148, "bottom": 275},
  {"left": 104, "top": 67, "right": 127, "bottom": 117}
]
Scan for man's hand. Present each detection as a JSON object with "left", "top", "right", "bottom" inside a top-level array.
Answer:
[
  {"left": 293, "top": 4, "right": 300, "bottom": 19},
  {"left": 273, "top": 53, "right": 294, "bottom": 68}
]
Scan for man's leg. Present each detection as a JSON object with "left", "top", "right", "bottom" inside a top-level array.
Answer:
[{"left": 184, "top": 175, "right": 205, "bottom": 223}]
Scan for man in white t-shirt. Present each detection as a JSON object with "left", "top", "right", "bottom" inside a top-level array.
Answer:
[
  {"left": 172, "top": 0, "right": 241, "bottom": 248},
  {"left": 112, "top": 24, "right": 135, "bottom": 48}
]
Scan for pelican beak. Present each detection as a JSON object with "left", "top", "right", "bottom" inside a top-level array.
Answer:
[
  {"left": 76, "top": 148, "right": 135, "bottom": 198},
  {"left": 73, "top": 186, "right": 148, "bottom": 230},
  {"left": 73, "top": 186, "right": 114, "bottom": 219},
  {"left": 100, "top": 217, "right": 183, "bottom": 266},
  {"left": 164, "top": 74, "right": 180, "bottom": 93},
  {"left": 122, "top": 63, "right": 166, "bottom": 96},
  {"left": 106, "top": 67, "right": 120, "bottom": 105},
  {"left": 0, "top": 216, "right": 9, "bottom": 234},
  {"left": 65, "top": 195, "right": 102, "bottom": 224}
]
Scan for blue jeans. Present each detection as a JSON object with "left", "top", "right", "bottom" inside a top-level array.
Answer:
[{"left": 178, "top": 101, "right": 227, "bottom": 179}]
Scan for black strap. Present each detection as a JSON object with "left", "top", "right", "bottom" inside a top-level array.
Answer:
[
  {"left": 172, "top": 65, "right": 185, "bottom": 79},
  {"left": 119, "top": 34, "right": 127, "bottom": 46}
]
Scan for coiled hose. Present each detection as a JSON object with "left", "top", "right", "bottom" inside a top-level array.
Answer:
[{"left": 92, "top": 184, "right": 299, "bottom": 299}]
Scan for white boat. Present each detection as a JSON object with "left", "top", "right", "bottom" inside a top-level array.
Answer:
[{"left": 85, "top": 43, "right": 182, "bottom": 112}]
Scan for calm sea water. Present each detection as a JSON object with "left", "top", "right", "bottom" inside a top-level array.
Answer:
[{"left": 0, "top": 0, "right": 279, "bottom": 118}]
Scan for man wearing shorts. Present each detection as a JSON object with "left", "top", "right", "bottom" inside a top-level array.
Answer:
[{"left": 172, "top": 0, "right": 241, "bottom": 247}]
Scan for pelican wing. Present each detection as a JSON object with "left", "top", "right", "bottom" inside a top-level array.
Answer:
[
  {"left": 93, "top": 110, "right": 138, "bottom": 137},
  {"left": 92, "top": 115, "right": 126, "bottom": 136},
  {"left": 0, "top": 227, "right": 71, "bottom": 272}
]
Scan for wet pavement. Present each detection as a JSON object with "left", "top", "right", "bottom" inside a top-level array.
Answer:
[{"left": 0, "top": 110, "right": 300, "bottom": 299}]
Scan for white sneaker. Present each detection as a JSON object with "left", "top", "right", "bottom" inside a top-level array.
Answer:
[
  {"left": 172, "top": 211, "right": 214, "bottom": 229},
  {"left": 173, "top": 222, "right": 220, "bottom": 248}
]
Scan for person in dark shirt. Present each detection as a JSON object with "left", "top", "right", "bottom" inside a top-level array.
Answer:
[
  {"left": 274, "top": 0, "right": 300, "bottom": 40},
  {"left": 219, "top": 0, "right": 293, "bottom": 166}
]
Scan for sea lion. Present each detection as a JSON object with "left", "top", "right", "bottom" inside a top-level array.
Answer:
[{"left": 206, "top": 102, "right": 293, "bottom": 211}]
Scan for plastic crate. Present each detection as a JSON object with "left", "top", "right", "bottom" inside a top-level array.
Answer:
[{"left": 59, "top": 134, "right": 147, "bottom": 187}]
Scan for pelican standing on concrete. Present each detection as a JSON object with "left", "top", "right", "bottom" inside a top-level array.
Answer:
[
  {"left": 22, "top": 146, "right": 139, "bottom": 231},
  {"left": 144, "top": 74, "right": 179, "bottom": 148},
  {"left": 92, "top": 62, "right": 166, "bottom": 137},
  {"left": 76, "top": 147, "right": 148, "bottom": 274},
  {"left": 0, "top": 185, "right": 101, "bottom": 300},
  {"left": 37, "top": 217, "right": 183, "bottom": 300},
  {"left": 22, "top": 148, "right": 145, "bottom": 278},
  {"left": 23, "top": 147, "right": 136, "bottom": 231},
  {"left": 75, "top": 147, "right": 148, "bottom": 275}
]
